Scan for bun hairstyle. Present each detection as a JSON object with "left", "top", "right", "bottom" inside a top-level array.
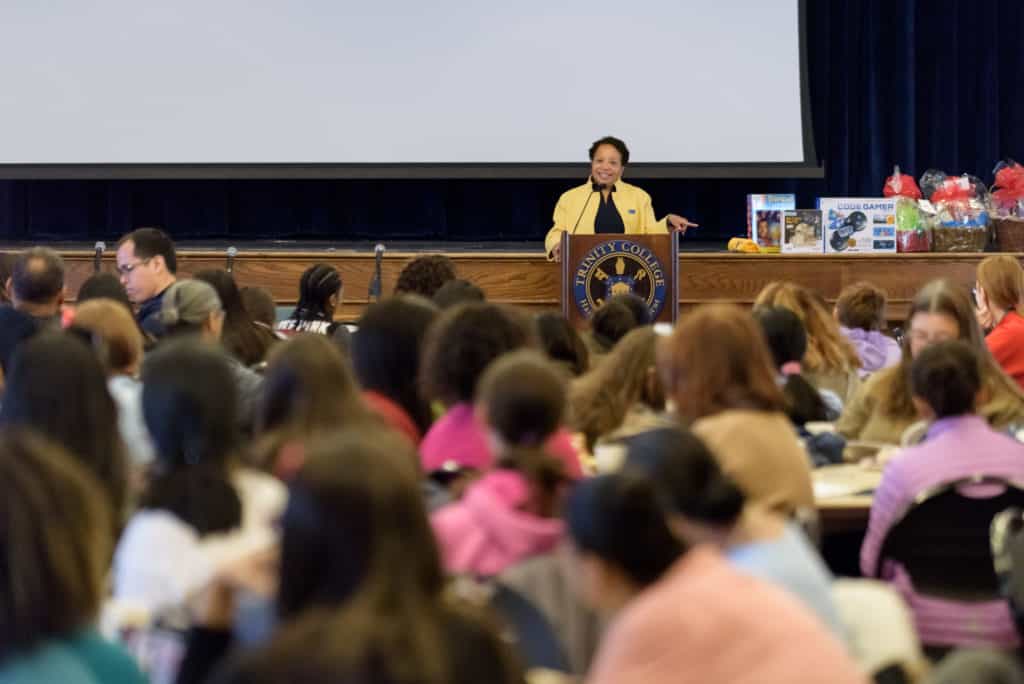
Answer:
[
  {"left": 910, "top": 340, "right": 982, "bottom": 418},
  {"left": 623, "top": 426, "right": 745, "bottom": 526},
  {"left": 566, "top": 472, "right": 683, "bottom": 587}
]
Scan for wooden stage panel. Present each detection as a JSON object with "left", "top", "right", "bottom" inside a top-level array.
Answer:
[{"left": 43, "top": 249, "right": 1016, "bottom": 322}]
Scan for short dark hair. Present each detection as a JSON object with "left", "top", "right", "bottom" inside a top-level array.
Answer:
[
  {"left": 0, "top": 428, "right": 113, "bottom": 663},
  {"left": 591, "top": 295, "right": 648, "bottom": 352},
  {"left": 395, "top": 255, "right": 456, "bottom": 299},
  {"left": 76, "top": 272, "right": 132, "bottom": 312},
  {"left": 536, "top": 312, "right": 589, "bottom": 377},
  {"left": 911, "top": 340, "right": 981, "bottom": 418},
  {"left": 420, "top": 303, "right": 532, "bottom": 405},
  {"left": 119, "top": 227, "right": 177, "bottom": 274},
  {"left": 11, "top": 247, "right": 64, "bottom": 304},
  {"left": 588, "top": 136, "right": 630, "bottom": 165},
  {"left": 432, "top": 278, "right": 485, "bottom": 309}
]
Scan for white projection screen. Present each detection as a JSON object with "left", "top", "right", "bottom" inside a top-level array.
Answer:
[{"left": 0, "top": 0, "right": 818, "bottom": 178}]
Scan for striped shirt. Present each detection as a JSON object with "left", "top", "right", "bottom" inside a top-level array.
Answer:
[{"left": 860, "top": 414, "right": 1024, "bottom": 648}]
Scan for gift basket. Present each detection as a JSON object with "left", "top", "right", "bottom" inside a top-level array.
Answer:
[
  {"left": 990, "top": 161, "right": 1024, "bottom": 252},
  {"left": 920, "top": 169, "right": 991, "bottom": 252},
  {"left": 883, "top": 166, "right": 929, "bottom": 252}
]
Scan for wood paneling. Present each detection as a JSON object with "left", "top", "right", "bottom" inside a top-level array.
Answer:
[{"left": 39, "top": 249, "right": 1014, "bottom": 322}]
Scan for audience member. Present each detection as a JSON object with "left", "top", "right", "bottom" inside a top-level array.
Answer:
[
  {"left": 755, "top": 281, "right": 862, "bottom": 403},
  {"left": 535, "top": 312, "right": 589, "bottom": 378},
  {"left": 0, "top": 428, "right": 145, "bottom": 684},
  {"left": 351, "top": 296, "right": 439, "bottom": 442},
  {"left": 0, "top": 331, "right": 128, "bottom": 524},
  {"left": 586, "top": 293, "right": 650, "bottom": 358},
  {"left": 195, "top": 269, "right": 277, "bottom": 367},
  {"left": 976, "top": 255, "right": 1024, "bottom": 389},
  {"left": 433, "top": 278, "right": 485, "bottom": 309},
  {"left": 0, "top": 247, "right": 65, "bottom": 375},
  {"left": 659, "top": 303, "right": 814, "bottom": 515},
  {"left": 432, "top": 351, "right": 568, "bottom": 577},
  {"left": 114, "top": 340, "right": 286, "bottom": 615},
  {"left": 928, "top": 649, "right": 1024, "bottom": 684},
  {"left": 276, "top": 263, "right": 342, "bottom": 336},
  {"left": 861, "top": 340, "right": 1024, "bottom": 649},
  {"left": 624, "top": 426, "right": 844, "bottom": 638},
  {"left": 566, "top": 472, "right": 864, "bottom": 684},
  {"left": 569, "top": 326, "right": 666, "bottom": 451},
  {"left": 116, "top": 228, "right": 177, "bottom": 339},
  {"left": 254, "top": 333, "right": 378, "bottom": 478},
  {"left": 838, "top": 279, "right": 1024, "bottom": 449},
  {"left": 77, "top": 272, "right": 133, "bottom": 312},
  {"left": 239, "top": 286, "right": 280, "bottom": 332},
  {"left": 835, "top": 281, "right": 901, "bottom": 378},
  {"left": 176, "top": 429, "right": 523, "bottom": 684},
  {"left": 71, "top": 299, "right": 155, "bottom": 468},
  {"left": 161, "top": 279, "right": 263, "bottom": 431},
  {"left": 0, "top": 252, "right": 14, "bottom": 304},
  {"left": 395, "top": 254, "right": 457, "bottom": 299},
  {"left": 420, "top": 302, "right": 582, "bottom": 478}
]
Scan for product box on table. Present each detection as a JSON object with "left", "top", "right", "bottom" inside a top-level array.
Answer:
[
  {"left": 747, "top": 194, "right": 796, "bottom": 253},
  {"left": 781, "top": 209, "right": 823, "bottom": 253},
  {"left": 817, "top": 198, "right": 897, "bottom": 253}
]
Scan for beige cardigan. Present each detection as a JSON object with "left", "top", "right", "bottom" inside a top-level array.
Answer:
[{"left": 691, "top": 409, "right": 814, "bottom": 516}]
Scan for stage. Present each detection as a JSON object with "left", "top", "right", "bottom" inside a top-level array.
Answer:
[{"left": 12, "top": 241, "right": 1010, "bottom": 323}]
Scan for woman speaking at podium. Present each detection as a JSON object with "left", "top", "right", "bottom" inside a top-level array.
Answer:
[{"left": 545, "top": 136, "right": 697, "bottom": 260}]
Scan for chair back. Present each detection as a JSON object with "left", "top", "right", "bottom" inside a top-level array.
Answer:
[{"left": 876, "top": 476, "right": 1024, "bottom": 600}]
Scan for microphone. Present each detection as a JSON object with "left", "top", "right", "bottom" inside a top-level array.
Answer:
[
  {"left": 93, "top": 241, "right": 105, "bottom": 273},
  {"left": 570, "top": 183, "right": 602, "bottom": 236},
  {"left": 368, "top": 243, "right": 385, "bottom": 301},
  {"left": 226, "top": 246, "right": 238, "bottom": 273}
]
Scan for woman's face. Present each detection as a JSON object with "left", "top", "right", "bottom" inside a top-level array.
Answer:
[
  {"left": 591, "top": 144, "right": 624, "bottom": 187},
  {"left": 908, "top": 311, "right": 961, "bottom": 357}
]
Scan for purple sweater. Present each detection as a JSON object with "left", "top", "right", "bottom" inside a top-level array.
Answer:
[
  {"left": 841, "top": 326, "right": 901, "bottom": 378},
  {"left": 860, "top": 415, "right": 1024, "bottom": 648}
]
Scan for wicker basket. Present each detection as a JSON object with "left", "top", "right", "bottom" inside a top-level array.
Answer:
[{"left": 994, "top": 216, "right": 1024, "bottom": 252}]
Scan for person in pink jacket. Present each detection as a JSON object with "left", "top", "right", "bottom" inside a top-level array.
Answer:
[
  {"left": 432, "top": 351, "right": 570, "bottom": 576},
  {"left": 566, "top": 473, "right": 867, "bottom": 684}
]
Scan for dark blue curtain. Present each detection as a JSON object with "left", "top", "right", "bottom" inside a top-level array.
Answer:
[{"left": 1, "top": 0, "right": 1021, "bottom": 245}]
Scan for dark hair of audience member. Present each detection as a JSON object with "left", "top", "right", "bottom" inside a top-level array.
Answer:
[
  {"left": 570, "top": 326, "right": 665, "bottom": 450},
  {"left": 477, "top": 350, "right": 567, "bottom": 517},
  {"left": 240, "top": 286, "right": 278, "bottom": 328},
  {"left": 432, "top": 278, "right": 485, "bottom": 309},
  {"left": 0, "top": 252, "right": 14, "bottom": 304},
  {"left": 290, "top": 263, "right": 342, "bottom": 321},
  {"left": 76, "top": 271, "right": 133, "bottom": 312},
  {"left": 351, "top": 296, "right": 439, "bottom": 435},
  {"left": 140, "top": 340, "right": 242, "bottom": 536},
  {"left": 623, "top": 426, "right": 745, "bottom": 527},
  {"left": 195, "top": 269, "right": 277, "bottom": 366},
  {"left": 590, "top": 294, "right": 648, "bottom": 352},
  {"left": 0, "top": 428, "right": 113, "bottom": 664},
  {"left": 535, "top": 312, "right": 589, "bottom": 377},
  {"left": 224, "top": 430, "right": 521, "bottom": 684},
  {"left": 0, "top": 332, "right": 128, "bottom": 520},
  {"left": 10, "top": 247, "right": 64, "bottom": 304},
  {"left": 566, "top": 472, "right": 683, "bottom": 587},
  {"left": 911, "top": 340, "right": 983, "bottom": 419},
  {"left": 753, "top": 306, "right": 830, "bottom": 424},
  {"left": 420, "top": 303, "right": 532, "bottom": 406},
  {"left": 118, "top": 227, "right": 177, "bottom": 274},
  {"left": 659, "top": 303, "right": 785, "bottom": 422},
  {"left": 835, "top": 281, "right": 888, "bottom": 332},
  {"left": 395, "top": 254, "right": 457, "bottom": 299}
]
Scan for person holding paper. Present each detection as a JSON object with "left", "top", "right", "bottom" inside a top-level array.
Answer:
[{"left": 545, "top": 136, "right": 697, "bottom": 260}]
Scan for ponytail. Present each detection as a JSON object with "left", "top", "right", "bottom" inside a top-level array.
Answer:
[{"left": 140, "top": 463, "right": 242, "bottom": 536}]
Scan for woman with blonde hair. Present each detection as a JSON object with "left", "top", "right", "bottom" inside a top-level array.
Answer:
[
  {"left": 976, "top": 255, "right": 1024, "bottom": 388},
  {"left": 568, "top": 326, "right": 666, "bottom": 451},
  {"left": 754, "top": 281, "right": 861, "bottom": 403},
  {"left": 837, "top": 279, "right": 1024, "bottom": 448},
  {"left": 658, "top": 303, "right": 814, "bottom": 516}
]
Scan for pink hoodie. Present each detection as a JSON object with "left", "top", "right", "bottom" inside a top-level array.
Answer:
[{"left": 431, "top": 470, "right": 565, "bottom": 577}]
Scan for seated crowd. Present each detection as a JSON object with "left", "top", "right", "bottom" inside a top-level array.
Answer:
[{"left": 3, "top": 230, "right": 1024, "bottom": 683}]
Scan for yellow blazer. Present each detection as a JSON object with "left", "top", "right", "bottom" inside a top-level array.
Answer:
[{"left": 544, "top": 179, "right": 668, "bottom": 258}]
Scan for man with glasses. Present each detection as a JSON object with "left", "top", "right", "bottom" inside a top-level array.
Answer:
[{"left": 116, "top": 227, "right": 177, "bottom": 339}]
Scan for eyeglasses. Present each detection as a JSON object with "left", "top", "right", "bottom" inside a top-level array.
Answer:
[{"left": 117, "top": 257, "right": 152, "bottom": 276}]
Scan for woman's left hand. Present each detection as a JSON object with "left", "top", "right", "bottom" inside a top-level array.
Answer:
[{"left": 666, "top": 214, "right": 698, "bottom": 233}]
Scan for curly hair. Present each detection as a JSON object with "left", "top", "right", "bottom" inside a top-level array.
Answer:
[
  {"left": 395, "top": 255, "right": 456, "bottom": 299},
  {"left": 420, "top": 303, "right": 532, "bottom": 406}
]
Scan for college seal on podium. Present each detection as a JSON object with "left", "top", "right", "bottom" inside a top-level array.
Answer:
[{"left": 572, "top": 239, "right": 668, "bottom": 320}]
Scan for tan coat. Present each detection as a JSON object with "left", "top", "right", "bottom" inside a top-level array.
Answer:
[{"left": 691, "top": 409, "right": 814, "bottom": 516}]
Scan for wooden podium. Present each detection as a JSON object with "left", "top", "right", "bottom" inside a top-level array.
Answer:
[{"left": 560, "top": 232, "right": 679, "bottom": 326}]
